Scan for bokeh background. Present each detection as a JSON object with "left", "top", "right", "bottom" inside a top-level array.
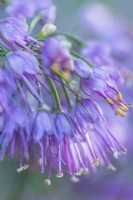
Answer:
[{"left": 0, "top": 0, "right": 133, "bottom": 200}]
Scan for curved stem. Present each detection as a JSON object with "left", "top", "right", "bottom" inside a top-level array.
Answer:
[
  {"left": 40, "top": 31, "right": 85, "bottom": 47},
  {"left": 29, "top": 13, "right": 43, "bottom": 34},
  {"left": 58, "top": 77, "right": 73, "bottom": 111},
  {"left": 47, "top": 77, "right": 62, "bottom": 112},
  {"left": 70, "top": 51, "right": 93, "bottom": 67}
]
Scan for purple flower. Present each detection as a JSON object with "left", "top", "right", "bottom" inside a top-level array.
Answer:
[
  {"left": 0, "top": 68, "right": 16, "bottom": 111},
  {"left": 74, "top": 99, "right": 126, "bottom": 157},
  {"left": 0, "top": 17, "right": 42, "bottom": 51},
  {"left": 6, "top": 0, "right": 36, "bottom": 19},
  {"left": 80, "top": 66, "right": 129, "bottom": 117},
  {"left": 0, "top": 105, "right": 29, "bottom": 170},
  {"left": 81, "top": 3, "right": 133, "bottom": 61},
  {"left": 0, "top": 17, "right": 28, "bottom": 50},
  {"left": 5, "top": 51, "right": 49, "bottom": 104},
  {"left": 74, "top": 58, "right": 92, "bottom": 79},
  {"left": 42, "top": 38, "right": 74, "bottom": 71},
  {"left": 81, "top": 41, "right": 112, "bottom": 66},
  {"left": 6, "top": 0, "right": 56, "bottom": 23}
]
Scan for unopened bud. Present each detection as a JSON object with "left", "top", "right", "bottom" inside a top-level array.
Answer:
[{"left": 41, "top": 24, "right": 56, "bottom": 37}]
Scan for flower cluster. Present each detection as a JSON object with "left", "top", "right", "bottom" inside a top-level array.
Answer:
[{"left": 0, "top": 0, "right": 132, "bottom": 185}]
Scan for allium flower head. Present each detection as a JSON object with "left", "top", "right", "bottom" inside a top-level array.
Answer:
[{"left": 0, "top": 3, "right": 131, "bottom": 185}]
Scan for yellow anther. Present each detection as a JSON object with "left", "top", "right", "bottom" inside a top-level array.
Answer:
[
  {"left": 115, "top": 108, "right": 125, "bottom": 117},
  {"left": 120, "top": 104, "right": 129, "bottom": 112},
  {"left": 105, "top": 97, "right": 115, "bottom": 105},
  {"left": 56, "top": 173, "right": 64, "bottom": 178},
  {"left": 116, "top": 92, "right": 122, "bottom": 102},
  {"left": 38, "top": 71, "right": 43, "bottom": 75},
  {"left": 93, "top": 158, "right": 99, "bottom": 166},
  {"left": 51, "top": 65, "right": 59, "bottom": 73}
]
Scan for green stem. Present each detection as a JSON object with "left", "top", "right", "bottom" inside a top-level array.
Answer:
[
  {"left": 53, "top": 68, "right": 71, "bottom": 84},
  {"left": 35, "top": 32, "right": 43, "bottom": 40},
  {"left": 70, "top": 51, "right": 93, "bottom": 67},
  {"left": 41, "top": 31, "right": 85, "bottom": 47},
  {"left": 36, "top": 81, "right": 43, "bottom": 108},
  {"left": 29, "top": 13, "right": 43, "bottom": 34},
  {"left": 58, "top": 77, "right": 73, "bottom": 111},
  {"left": 0, "top": 43, "right": 8, "bottom": 53},
  {"left": 47, "top": 77, "right": 62, "bottom": 112}
]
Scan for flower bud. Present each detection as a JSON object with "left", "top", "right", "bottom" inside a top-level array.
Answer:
[{"left": 40, "top": 23, "right": 56, "bottom": 37}]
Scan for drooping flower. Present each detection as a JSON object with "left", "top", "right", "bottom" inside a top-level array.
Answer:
[
  {"left": 80, "top": 41, "right": 112, "bottom": 66},
  {"left": 80, "top": 67, "right": 129, "bottom": 117},
  {"left": 0, "top": 105, "right": 30, "bottom": 172},
  {"left": 74, "top": 58, "right": 92, "bottom": 79},
  {"left": 0, "top": 17, "right": 42, "bottom": 51},
  {"left": 42, "top": 38, "right": 74, "bottom": 72},
  {"left": 4, "top": 50, "right": 49, "bottom": 104},
  {"left": 0, "top": 68, "right": 16, "bottom": 111}
]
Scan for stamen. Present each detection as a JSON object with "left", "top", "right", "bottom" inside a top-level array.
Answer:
[
  {"left": 23, "top": 164, "right": 29, "bottom": 170},
  {"left": 39, "top": 142, "right": 45, "bottom": 174},
  {"left": 121, "top": 146, "right": 127, "bottom": 154},
  {"left": 38, "top": 71, "right": 43, "bottom": 75},
  {"left": 45, "top": 179, "right": 51, "bottom": 186},
  {"left": 64, "top": 138, "right": 72, "bottom": 175},
  {"left": 113, "top": 151, "right": 120, "bottom": 159},
  {"left": 93, "top": 158, "right": 99, "bottom": 166},
  {"left": 120, "top": 104, "right": 129, "bottom": 112},
  {"left": 75, "top": 169, "right": 83, "bottom": 176},
  {"left": 16, "top": 164, "right": 29, "bottom": 173},
  {"left": 105, "top": 97, "right": 115, "bottom": 105},
  {"left": 115, "top": 108, "right": 125, "bottom": 117},
  {"left": 57, "top": 145, "right": 63, "bottom": 177},
  {"left": 56, "top": 173, "right": 64, "bottom": 178},
  {"left": 82, "top": 168, "right": 89, "bottom": 174},
  {"left": 17, "top": 167, "right": 24, "bottom": 173},
  {"left": 75, "top": 167, "right": 89, "bottom": 176},
  {"left": 116, "top": 92, "right": 122, "bottom": 102}
]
